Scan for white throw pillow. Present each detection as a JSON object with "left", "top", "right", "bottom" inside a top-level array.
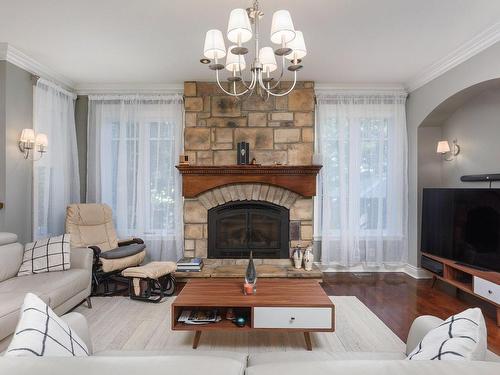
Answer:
[
  {"left": 5, "top": 293, "right": 89, "bottom": 357},
  {"left": 407, "top": 307, "right": 487, "bottom": 361},
  {"left": 17, "top": 234, "right": 71, "bottom": 276}
]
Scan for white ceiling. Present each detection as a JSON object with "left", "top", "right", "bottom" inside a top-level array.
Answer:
[{"left": 0, "top": 0, "right": 499, "bottom": 90}]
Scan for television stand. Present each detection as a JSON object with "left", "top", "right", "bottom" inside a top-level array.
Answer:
[
  {"left": 422, "top": 252, "right": 500, "bottom": 326},
  {"left": 454, "top": 262, "right": 492, "bottom": 272}
]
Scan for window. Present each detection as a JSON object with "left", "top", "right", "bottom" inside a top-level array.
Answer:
[
  {"left": 316, "top": 92, "right": 407, "bottom": 266},
  {"left": 87, "top": 95, "right": 183, "bottom": 261}
]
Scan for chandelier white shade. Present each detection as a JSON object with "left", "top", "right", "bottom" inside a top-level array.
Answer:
[
  {"left": 203, "top": 29, "right": 226, "bottom": 60},
  {"left": 226, "top": 46, "right": 246, "bottom": 72},
  {"left": 270, "top": 10, "right": 296, "bottom": 44},
  {"left": 227, "top": 8, "right": 253, "bottom": 43},
  {"left": 201, "top": 0, "right": 306, "bottom": 98},
  {"left": 285, "top": 31, "right": 307, "bottom": 60},
  {"left": 259, "top": 47, "right": 277, "bottom": 73}
]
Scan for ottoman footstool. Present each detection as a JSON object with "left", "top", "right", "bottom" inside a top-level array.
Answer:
[{"left": 122, "top": 261, "right": 177, "bottom": 303}]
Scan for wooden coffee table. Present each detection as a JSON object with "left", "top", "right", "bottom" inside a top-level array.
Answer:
[{"left": 171, "top": 278, "right": 334, "bottom": 351}]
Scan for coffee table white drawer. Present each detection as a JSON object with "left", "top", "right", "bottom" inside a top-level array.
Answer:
[
  {"left": 253, "top": 307, "right": 332, "bottom": 329},
  {"left": 474, "top": 277, "right": 500, "bottom": 304}
]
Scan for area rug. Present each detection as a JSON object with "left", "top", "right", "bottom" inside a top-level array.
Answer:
[{"left": 75, "top": 296, "right": 405, "bottom": 353}]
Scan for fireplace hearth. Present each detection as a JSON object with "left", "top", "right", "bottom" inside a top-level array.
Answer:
[{"left": 208, "top": 201, "right": 289, "bottom": 259}]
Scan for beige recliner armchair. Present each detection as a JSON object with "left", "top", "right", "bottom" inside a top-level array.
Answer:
[{"left": 66, "top": 204, "right": 146, "bottom": 295}]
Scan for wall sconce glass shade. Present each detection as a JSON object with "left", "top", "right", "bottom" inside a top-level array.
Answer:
[
  {"left": 285, "top": 30, "right": 307, "bottom": 60},
  {"left": 259, "top": 47, "right": 277, "bottom": 73},
  {"left": 437, "top": 139, "right": 460, "bottom": 161},
  {"left": 436, "top": 141, "right": 451, "bottom": 154},
  {"left": 35, "top": 133, "right": 48, "bottom": 152},
  {"left": 225, "top": 46, "right": 246, "bottom": 72},
  {"left": 19, "top": 128, "right": 35, "bottom": 148},
  {"left": 270, "top": 10, "right": 295, "bottom": 44},
  {"left": 227, "top": 8, "right": 253, "bottom": 44},
  {"left": 19, "top": 129, "right": 48, "bottom": 160},
  {"left": 204, "top": 29, "right": 226, "bottom": 60}
]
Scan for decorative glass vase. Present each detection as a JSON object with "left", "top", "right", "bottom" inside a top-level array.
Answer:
[{"left": 244, "top": 251, "right": 257, "bottom": 295}]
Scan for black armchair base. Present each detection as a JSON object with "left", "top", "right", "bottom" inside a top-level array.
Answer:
[
  {"left": 128, "top": 274, "right": 176, "bottom": 303},
  {"left": 89, "top": 238, "right": 146, "bottom": 297}
]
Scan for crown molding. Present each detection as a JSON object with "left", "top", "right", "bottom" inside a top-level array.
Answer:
[
  {"left": 405, "top": 22, "right": 500, "bottom": 92},
  {"left": 0, "top": 43, "right": 75, "bottom": 91},
  {"left": 315, "top": 83, "right": 406, "bottom": 92},
  {"left": 75, "top": 82, "right": 184, "bottom": 95}
]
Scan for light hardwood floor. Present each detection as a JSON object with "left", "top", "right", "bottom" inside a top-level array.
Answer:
[{"left": 76, "top": 296, "right": 405, "bottom": 353}]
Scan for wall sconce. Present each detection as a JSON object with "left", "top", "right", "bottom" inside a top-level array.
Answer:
[
  {"left": 19, "top": 129, "right": 48, "bottom": 160},
  {"left": 436, "top": 139, "right": 460, "bottom": 161}
]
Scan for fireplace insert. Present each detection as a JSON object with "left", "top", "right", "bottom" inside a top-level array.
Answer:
[{"left": 208, "top": 201, "right": 289, "bottom": 259}]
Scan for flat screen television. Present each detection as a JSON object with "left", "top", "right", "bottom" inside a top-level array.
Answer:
[{"left": 421, "top": 188, "right": 500, "bottom": 272}]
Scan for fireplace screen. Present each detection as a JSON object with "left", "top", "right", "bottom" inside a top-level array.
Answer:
[{"left": 208, "top": 201, "right": 289, "bottom": 259}]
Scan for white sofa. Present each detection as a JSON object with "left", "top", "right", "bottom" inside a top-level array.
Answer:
[
  {"left": 0, "top": 311, "right": 498, "bottom": 374},
  {"left": 0, "top": 233, "right": 93, "bottom": 351}
]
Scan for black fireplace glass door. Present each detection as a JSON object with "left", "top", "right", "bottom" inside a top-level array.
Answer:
[
  {"left": 249, "top": 213, "right": 280, "bottom": 248},
  {"left": 217, "top": 212, "right": 247, "bottom": 249},
  {"left": 208, "top": 201, "right": 289, "bottom": 259}
]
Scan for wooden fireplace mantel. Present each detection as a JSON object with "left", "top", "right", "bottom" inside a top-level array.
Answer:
[{"left": 176, "top": 165, "right": 322, "bottom": 198}]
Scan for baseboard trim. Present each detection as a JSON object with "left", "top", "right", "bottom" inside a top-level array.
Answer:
[{"left": 317, "top": 262, "right": 432, "bottom": 279}]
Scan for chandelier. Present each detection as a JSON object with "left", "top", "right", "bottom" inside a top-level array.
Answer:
[{"left": 201, "top": 0, "right": 306, "bottom": 98}]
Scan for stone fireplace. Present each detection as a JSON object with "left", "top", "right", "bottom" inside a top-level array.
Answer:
[{"left": 181, "top": 81, "right": 317, "bottom": 259}]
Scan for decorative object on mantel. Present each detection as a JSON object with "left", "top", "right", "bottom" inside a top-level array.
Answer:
[
  {"left": 237, "top": 141, "right": 250, "bottom": 165},
  {"left": 18, "top": 128, "right": 48, "bottom": 161},
  {"left": 178, "top": 155, "right": 189, "bottom": 166},
  {"left": 201, "top": 0, "right": 307, "bottom": 99},
  {"left": 244, "top": 251, "right": 257, "bottom": 295},
  {"left": 292, "top": 244, "right": 303, "bottom": 269},
  {"left": 176, "top": 164, "right": 322, "bottom": 197},
  {"left": 303, "top": 244, "right": 314, "bottom": 271}
]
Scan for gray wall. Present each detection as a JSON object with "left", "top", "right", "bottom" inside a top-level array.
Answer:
[
  {"left": 0, "top": 61, "right": 34, "bottom": 244},
  {"left": 406, "top": 42, "right": 500, "bottom": 267},
  {"left": 75, "top": 95, "right": 88, "bottom": 202},
  {"left": 441, "top": 87, "right": 500, "bottom": 187},
  {"left": 0, "top": 62, "right": 6, "bottom": 231}
]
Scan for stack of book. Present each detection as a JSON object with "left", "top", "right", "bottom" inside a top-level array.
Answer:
[{"left": 176, "top": 257, "right": 204, "bottom": 272}]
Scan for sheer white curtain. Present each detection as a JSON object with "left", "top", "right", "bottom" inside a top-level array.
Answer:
[
  {"left": 87, "top": 94, "right": 183, "bottom": 261},
  {"left": 33, "top": 79, "right": 80, "bottom": 239},
  {"left": 316, "top": 91, "right": 408, "bottom": 267}
]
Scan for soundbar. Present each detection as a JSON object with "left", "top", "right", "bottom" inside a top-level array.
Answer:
[{"left": 460, "top": 174, "right": 500, "bottom": 182}]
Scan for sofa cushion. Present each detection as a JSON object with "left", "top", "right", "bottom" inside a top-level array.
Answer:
[
  {"left": 0, "top": 242, "right": 24, "bottom": 282},
  {"left": 407, "top": 307, "right": 487, "bottom": 361},
  {"left": 0, "top": 232, "right": 18, "bottom": 246},
  {"left": 5, "top": 293, "right": 89, "bottom": 357},
  {"left": 248, "top": 351, "right": 406, "bottom": 367},
  {"left": 246, "top": 360, "right": 500, "bottom": 375},
  {"left": 0, "top": 293, "right": 50, "bottom": 342},
  {"left": 17, "top": 234, "right": 71, "bottom": 276},
  {"left": 0, "top": 269, "right": 89, "bottom": 309},
  {"left": 96, "top": 350, "right": 248, "bottom": 365},
  {"left": 0, "top": 355, "right": 247, "bottom": 375}
]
